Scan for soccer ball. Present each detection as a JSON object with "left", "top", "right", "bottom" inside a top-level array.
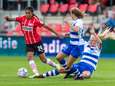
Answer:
[{"left": 17, "top": 67, "right": 28, "bottom": 78}]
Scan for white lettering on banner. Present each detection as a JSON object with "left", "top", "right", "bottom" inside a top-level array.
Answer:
[
  {"left": 12, "top": 40, "right": 18, "bottom": 49},
  {"left": 0, "top": 37, "right": 18, "bottom": 49},
  {"left": 43, "top": 40, "right": 66, "bottom": 53},
  {"left": 49, "top": 40, "right": 55, "bottom": 53},
  {"left": 3, "top": 40, "right": 7, "bottom": 49}
]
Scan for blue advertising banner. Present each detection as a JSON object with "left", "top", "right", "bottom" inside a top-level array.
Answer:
[
  {"left": 0, "top": 36, "right": 114, "bottom": 57},
  {"left": 42, "top": 37, "right": 69, "bottom": 56},
  {"left": 0, "top": 36, "right": 69, "bottom": 56},
  {"left": 0, "top": 36, "right": 25, "bottom": 56}
]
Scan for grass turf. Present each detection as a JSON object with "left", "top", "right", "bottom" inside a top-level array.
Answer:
[{"left": 0, "top": 56, "right": 115, "bottom": 86}]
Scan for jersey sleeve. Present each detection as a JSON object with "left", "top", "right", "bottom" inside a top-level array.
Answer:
[
  {"left": 34, "top": 18, "right": 44, "bottom": 27},
  {"left": 15, "top": 16, "right": 23, "bottom": 23}
]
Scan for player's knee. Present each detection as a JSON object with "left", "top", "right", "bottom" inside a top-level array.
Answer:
[
  {"left": 41, "top": 58, "right": 47, "bottom": 63},
  {"left": 27, "top": 53, "right": 34, "bottom": 61},
  {"left": 82, "top": 71, "right": 91, "bottom": 78},
  {"left": 56, "top": 57, "right": 60, "bottom": 62},
  {"left": 56, "top": 56, "right": 63, "bottom": 62},
  {"left": 56, "top": 52, "right": 65, "bottom": 62}
]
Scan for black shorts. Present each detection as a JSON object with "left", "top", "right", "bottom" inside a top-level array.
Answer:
[{"left": 26, "top": 42, "right": 44, "bottom": 55}]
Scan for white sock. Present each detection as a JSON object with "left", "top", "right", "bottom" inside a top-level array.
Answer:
[
  {"left": 46, "top": 58, "right": 57, "bottom": 68},
  {"left": 29, "top": 60, "right": 39, "bottom": 76}
]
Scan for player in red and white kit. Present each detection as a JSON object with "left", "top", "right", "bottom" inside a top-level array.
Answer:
[{"left": 4, "top": 7, "right": 61, "bottom": 78}]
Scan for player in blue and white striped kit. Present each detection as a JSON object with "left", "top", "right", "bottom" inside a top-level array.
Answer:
[
  {"left": 56, "top": 7, "right": 86, "bottom": 70},
  {"left": 64, "top": 34, "right": 102, "bottom": 79},
  {"left": 38, "top": 34, "right": 102, "bottom": 80}
]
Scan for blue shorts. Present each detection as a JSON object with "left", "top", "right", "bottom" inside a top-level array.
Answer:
[
  {"left": 69, "top": 62, "right": 94, "bottom": 76},
  {"left": 62, "top": 44, "right": 84, "bottom": 58}
]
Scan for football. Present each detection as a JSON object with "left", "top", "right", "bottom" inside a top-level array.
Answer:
[{"left": 17, "top": 67, "right": 28, "bottom": 78}]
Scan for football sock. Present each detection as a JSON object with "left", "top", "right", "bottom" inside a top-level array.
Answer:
[
  {"left": 43, "top": 69, "right": 60, "bottom": 77},
  {"left": 46, "top": 58, "right": 57, "bottom": 68},
  {"left": 59, "top": 59, "right": 67, "bottom": 68},
  {"left": 29, "top": 60, "right": 39, "bottom": 76}
]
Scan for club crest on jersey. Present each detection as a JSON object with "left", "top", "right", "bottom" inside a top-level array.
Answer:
[{"left": 22, "top": 26, "right": 33, "bottom": 31}]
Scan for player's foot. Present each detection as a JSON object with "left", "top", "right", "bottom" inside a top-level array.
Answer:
[
  {"left": 28, "top": 74, "right": 45, "bottom": 79},
  {"left": 64, "top": 73, "right": 69, "bottom": 79},
  {"left": 37, "top": 74, "right": 45, "bottom": 78},
  {"left": 55, "top": 64, "right": 61, "bottom": 70},
  {"left": 28, "top": 74, "right": 40, "bottom": 79}
]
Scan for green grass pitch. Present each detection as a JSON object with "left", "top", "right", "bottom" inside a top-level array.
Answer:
[{"left": 0, "top": 56, "right": 115, "bottom": 86}]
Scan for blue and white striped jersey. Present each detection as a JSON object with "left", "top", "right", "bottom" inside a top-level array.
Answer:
[
  {"left": 70, "top": 19, "right": 85, "bottom": 45},
  {"left": 80, "top": 42, "right": 101, "bottom": 70}
]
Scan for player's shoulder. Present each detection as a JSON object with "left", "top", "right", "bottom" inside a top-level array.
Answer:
[
  {"left": 15, "top": 15, "right": 26, "bottom": 21},
  {"left": 74, "top": 19, "right": 83, "bottom": 27},
  {"left": 16, "top": 15, "right": 25, "bottom": 18},
  {"left": 33, "top": 16, "right": 40, "bottom": 21},
  {"left": 20, "top": 15, "right": 26, "bottom": 18},
  {"left": 33, "top": 16, "right": 44, "bottom": 25}
]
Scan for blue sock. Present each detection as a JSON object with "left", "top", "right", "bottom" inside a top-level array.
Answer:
[
  {"left": 73, "top": 68, "right": 82, "bottom": 79},
  {"left": 59, "top": 59, "right": 66, "bottom": 68},
  {"left": 64, "top": 65, "right": 78, "bottom": 79},
  {"left": 43, "top": 69, "right": 60, "bottom": 77},
  {"left": 67, "top": 66, "right": 77, "bottom": 74}
]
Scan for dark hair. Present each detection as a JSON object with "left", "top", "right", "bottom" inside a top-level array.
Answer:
[
  {"left": 25, "top": 6, "right": 34, "bottom": 13},
  {"left": 71, "top": 8, "right": 84, "bottom": 18}
]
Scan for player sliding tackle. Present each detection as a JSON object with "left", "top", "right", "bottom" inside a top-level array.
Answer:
[
  {"left": 37, "top": 21, "right": 114, "bottom": 80},
  {"left": 35, "top": 7, "right": 114, "bottom": 79},
  {"left": 37, "top": 33, "right": 102, "bottom": 80}
]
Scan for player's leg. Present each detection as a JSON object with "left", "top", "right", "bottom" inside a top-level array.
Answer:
[
  {"left": 29, "top": 52, "right": 58, "bottom": 79},
  {"left": 38, "top": 69, "right": 60, "bottom": 78},
  {"left": 39, "top": 53, "right": 58, "bottom": 68},
  {"left": 56, "top": 52, "right": 67, "bottom": 68},
  {"left": 66, "top": 55, "right": 76, "bottom": 70},
  {"left": 27, "top": 51, "right": 40, "bottom": 76},
  {"left": 35, "top": 42, "right": 58, "bottom": 68},
  {"left": 63, "top": 63, "right": 81, "bottom": 78},
  {"left": 26, "top": 44, "right": 40, "bottom": 77},
  {"left": 65, "top": 45, "right": 84, "bottom": 70},
  {"left": 56, "top": 45, "right": 72, "bottom": 68}
]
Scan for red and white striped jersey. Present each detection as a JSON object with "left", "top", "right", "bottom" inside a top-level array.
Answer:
[{"left": 16, "top": 15, "right": 43, "bottom": 44}]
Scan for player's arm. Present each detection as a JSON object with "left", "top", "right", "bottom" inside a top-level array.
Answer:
[
  {"left": 43, "top": 25, "right": 63, "bottom": 38},
  {"left": 98, "top": 27, "right": 111, "bottom": 40},
  {"left": 100, "top": 23, "right": 115, "bottom": 40},
  {"left": 4, "top": 16, "right": 16, "bottom": 21},
  {"left": 93, "top": 33, "right": 102, "bottom": 43}
]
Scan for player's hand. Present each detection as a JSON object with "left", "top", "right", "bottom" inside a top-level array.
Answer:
[
  {"left": 4, "top": 16, "right": 10, "bottom": 21},
  {"left": 59, "top": 67, "right": 71, "bottom": 73},
  {"left": 98, "top": 34, "right": 105, "bottom": 40}
]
